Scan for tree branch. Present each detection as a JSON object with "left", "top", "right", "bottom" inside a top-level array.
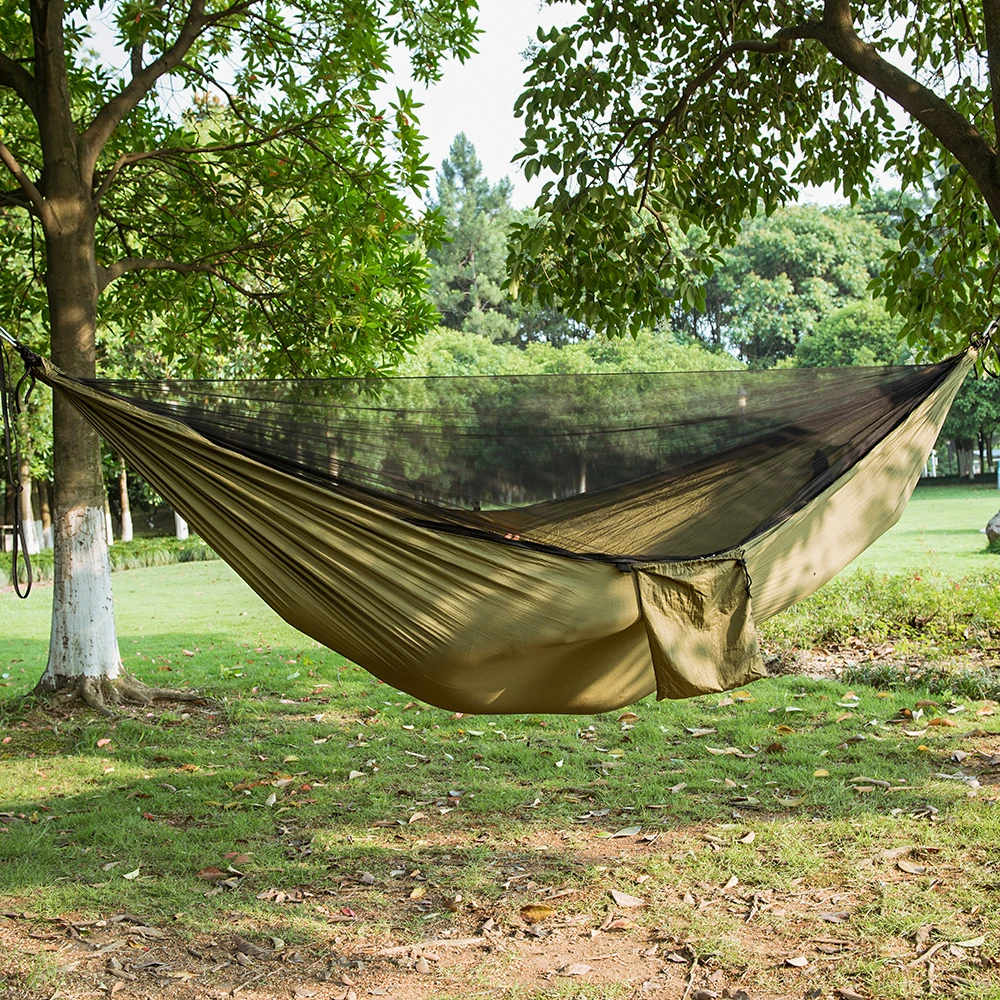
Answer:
[
  {"left": 621, "top": 23, "right": 824, "bottom": 202},
  {"left": 0, "top": 141, "right": 53, "bottom": 224},
  {"left": 97, "top": 255, "right": 281, "bottom": 298},
  {"left": 818, "top": 0, "right": 1000, "bottom": 218},
  {"left": 0, "top": 188, "right": 33, "bottom": 210},
  {"left": 92, "top": 119, "right": 327, "bottom": 204},
  {"left": 0, "top": 51, "right": 37, "bottom": 116},
  {"left": 984, "top": 0, "right": 1000, "bottom": 146},
  {"left": 80, "top": 0, "right": 254, "bottom": 179}
]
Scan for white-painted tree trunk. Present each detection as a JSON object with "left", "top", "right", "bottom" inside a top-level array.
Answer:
[
  {"left": 119, "top": 462, "right": 133, "bottom": 543},
  {"left": 16, "top": 459, "right": 41, "bottom": 556},
  {"left": 104, "top": 494, "right": 115, "bottom": 546},
  {"left": 42, "top": 504, "right": 121, "bottom": 686},
  {"left": 40, "top": 481, "right": 53, "bottom": 549},
  {"left": 174, "top": 512, "right": 189, "bottom": 540}
]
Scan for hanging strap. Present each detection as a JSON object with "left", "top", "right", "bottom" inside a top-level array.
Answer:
[
  {"left": 0, "top": 324, "right": 40, "bottom": 599},
  {"left": 973, "top": 320, "right": 1000, "bottom": 378}
]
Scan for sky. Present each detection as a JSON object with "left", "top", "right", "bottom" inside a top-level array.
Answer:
[
  {"left": 384, "top": 1, "right": 581, "bottom": 208},
  {"left": 388, "top": 1, "right": 849, "bottom": 209}
]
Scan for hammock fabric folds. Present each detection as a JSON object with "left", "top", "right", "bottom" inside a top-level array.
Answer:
[{"left": 32, "top": 349, "right": 973, "bottom": 714}]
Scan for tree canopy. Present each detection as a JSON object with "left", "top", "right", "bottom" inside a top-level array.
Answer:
[
  {"left": 0, "top": 0, "right": 479, "bottom": 377},
  {"left": 426, "top": 133, "right": 583, "bottom": 348},
  {"left": 0, "top": 0, "right": 479, "bottom": 699},
  {"left": 671, "top": 205, "right": 892, "bottom": 366},
  {"left": 510, "top": 1, "right": 1000, "bottom": 358}
]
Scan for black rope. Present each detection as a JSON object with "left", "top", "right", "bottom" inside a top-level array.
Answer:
[
  {"left": 1, "top": 341, "right": 34, "bottom": 598},
  {"left": 973, "top": 320, "right": 1000, "bottom": 377}
]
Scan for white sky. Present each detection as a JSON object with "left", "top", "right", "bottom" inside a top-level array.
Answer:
[
  {"left": 386, "top": 1, "right": 581, "bottom": 208},
  {"left": 391, "top": 1, "right": 849, "bottom": 208}
]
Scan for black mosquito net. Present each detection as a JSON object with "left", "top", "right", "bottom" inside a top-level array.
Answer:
[{"left": 88, "top": 356, "right": 960, "bottom": 563}]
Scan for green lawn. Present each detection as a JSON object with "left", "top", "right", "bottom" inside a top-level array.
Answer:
[
  {"left": 2, "top": 483, "right": 1000, "bottom": 1000},
  {"left": 853, "top": 480, "right": 999, "bottom": 574}
]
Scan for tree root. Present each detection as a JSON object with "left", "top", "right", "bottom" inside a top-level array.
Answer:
[{"left": 34, "top": 673, "right": 208, "bottom": 718}]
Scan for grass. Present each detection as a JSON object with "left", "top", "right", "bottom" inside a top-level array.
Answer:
[
  {"left": 1, "top": 482, "right": 1000, "bottom": 998},
  {"left": 852, "top": 480, "right": 999, "bottom": 575}
]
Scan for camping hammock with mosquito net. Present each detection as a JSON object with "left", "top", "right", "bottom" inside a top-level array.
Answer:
[{"left": 2, "top": 330, "right": 992, "bottom": 714}]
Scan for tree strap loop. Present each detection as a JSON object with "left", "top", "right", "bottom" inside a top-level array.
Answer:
[{"left": 0, "top": 337, "right": 34, "bottom": 599}]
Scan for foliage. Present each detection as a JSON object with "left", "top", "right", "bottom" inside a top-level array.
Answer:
[
  {"left": 0, "top": 0, "right": 479, "bottom": 377},
  {"left": 427, "top": 134, "right": 583, "bottom": 348},
  {"left": 427, "top": 133, "right": 520, "bottom": 341},
  {"left": 941, "top": 374, "right": 1000, "bottom": 446},
  {"left": 510, "top": 1, "right": 1000, "bottom": 358},
  {"left": 1, "top": 535, "right": 217, "bottom": 586},
  {"left": 398, "top": 325, "right": 738, "bottom": 377},
  {"left": 671, "top": 205, "right": 892, "bottom": 365},
  {"left": 792, "top": 299, "right": 910, "bottom": 368},
  {"left": 760, "top": 567, "right": 1000, "bottom": 659}
]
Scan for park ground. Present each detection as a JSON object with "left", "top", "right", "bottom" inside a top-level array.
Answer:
[{"left": 1, "top": 482, "right": 1000, "bottom": 1000}]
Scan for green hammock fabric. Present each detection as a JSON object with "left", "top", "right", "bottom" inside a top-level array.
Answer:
[{"left": 32, "top": 349, "right": 974, "bottom": 714}]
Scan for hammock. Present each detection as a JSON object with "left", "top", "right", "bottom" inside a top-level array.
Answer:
[{"left": 12, "top": 344, "right": 979, "bottom": 713}]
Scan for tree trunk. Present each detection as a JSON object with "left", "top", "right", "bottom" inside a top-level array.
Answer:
[
  {"left": 175, "top": 512, "right": 189, "bottom": 540},
  {"left": 104, "top": 491, "right": 115, "bottom": 547},
  {"left": 956, "top": 439, "right": 974, "bottom": 479},
  {"left": 119, "top": 461, "right": 133, "bottom": 543},
  {"left": 37, "top": 195, "right": 122, "bottom": 694},
  {"left": 39, "top": 480, "right": 53, "bottom": 549},
  {"left": 17, "top": 445, "right": 40, "bottom": 556},
  {"left": 31, "top": 478, "right": 44, "bottom": 553}
]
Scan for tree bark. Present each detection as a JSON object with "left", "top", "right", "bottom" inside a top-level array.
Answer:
[
  {"left": 119, "top": 461, "right": 134, "bottom": 543},
  {"left": 37, "top": 194, "right": 122, "bottom": 693},
  {"left": 14, "top": 413, "right": 40, "bottom": 555},
  {"left": 175, "top": 512, "right": 189, "bottom": 540},
  {"left": 16, "top": 450, "right": 40, "bottom": 555},
  {"left": 39, "top": 480, "right": 53, "bottom": 548}
]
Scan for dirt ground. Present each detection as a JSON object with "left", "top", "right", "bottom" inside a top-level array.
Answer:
[{"left": 4, "top": 820, "right": 992, "bottom": 1000}]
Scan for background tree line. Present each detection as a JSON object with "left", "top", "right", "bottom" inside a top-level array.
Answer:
[{"left": 5, "top": 131, "right": 998, "bottom": 559}]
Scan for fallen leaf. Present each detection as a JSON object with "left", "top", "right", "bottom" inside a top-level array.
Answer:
[
  {"left": 409, "top": 885, "right": 426, "bottom": 899},
  {"left": 927, "top": 717, "right": 956, "bottom": 727},
  {"left": 414, "top": 956, "right": 431, "bottom": 974},
  {"left": 408, "top": 812, "right": 426, "bottom": 824},
  {"left": 559, "top": 962, "right": 591, "bottom": 976},
  {"left": 897, "top": 860, "right": 926, "bottom": 874},
  {"left": 610, "top": 889, "right": 645, "bottom": 908},
  {"left": 96, "top": 739, "right": 112, "bottom": 748},
  {"left": 610, "top": 825, "right": 641, "bottom": 838},
  {"left": 293, "top": 989, "right": 317, "bottom": 998},
  {"left": 723, "top": 875, "right": 739, "bottom": 889},
  {"left": 264, "top": 792, "right": 277, "bottom": 807},
  {"left": 197, "top": 866, "right": 227, "bottom": 880},
  {"left": 604, "top": 917, "right": 634, "bottom": 931},
  {"left": 956, "top": 935, "right": 986, "bottom": 947},
  {"left": 519, "top": 904, "right": 555, "bottom": 923},
  {"left": 122, "top": 868, "right": 140, "bottom": 880},
  {"left": 786, "top": 955, "right": 809, "bottom": 967},
  {"left": 775, "top": 796, "right": 803, "bottom": 807},
  {"left": 739, "top": 831, "right": 755, "bottom": 844},
  {"left": 820, "top": 911, "right": 851, "bottom": 923},
  {"left": 348, "top": 771, "right": 364, "bottom": 780},
  {"left": 813, "top": 768, "right": 830, "bottom": 778}
]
